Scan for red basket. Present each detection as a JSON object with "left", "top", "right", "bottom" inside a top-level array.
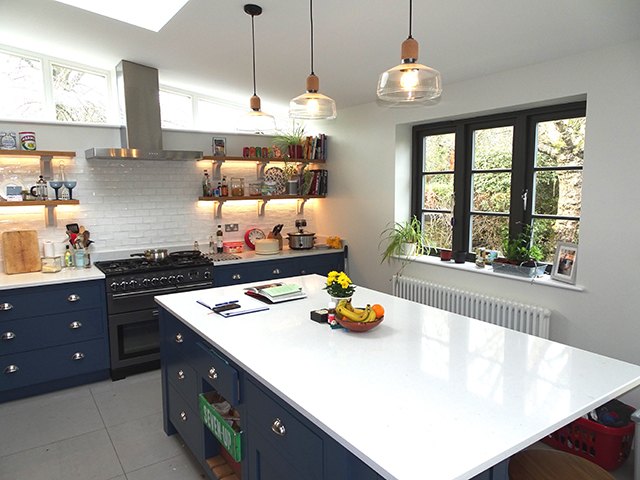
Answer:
[{"left": 541, "top": 411, "right": 635, "bottom": 471}]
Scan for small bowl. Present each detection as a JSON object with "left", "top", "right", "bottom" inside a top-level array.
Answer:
[{"left": 335, "top": 311, "right": 384, "bottom": 332}]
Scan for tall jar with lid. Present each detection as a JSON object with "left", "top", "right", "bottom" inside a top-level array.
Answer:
[{"left": 231, "top": 177, "right": 245, "bottom": 197}]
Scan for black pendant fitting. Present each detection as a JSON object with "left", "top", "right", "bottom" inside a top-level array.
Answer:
[{"left": 244, "top": 4, "right": 262, "bottom": 16}]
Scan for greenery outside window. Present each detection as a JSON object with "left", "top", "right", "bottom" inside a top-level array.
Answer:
[{"left": 412, "top": 102, "right": 586, "bottom": 263}]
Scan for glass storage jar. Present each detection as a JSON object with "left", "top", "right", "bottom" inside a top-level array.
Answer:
[{"left": 231, "top": 177, "right": 245, "bottom": 197}]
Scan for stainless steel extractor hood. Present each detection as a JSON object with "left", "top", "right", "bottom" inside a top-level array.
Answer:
[{"left": 85, "top": 60, "right": 203, "bottom": 160}]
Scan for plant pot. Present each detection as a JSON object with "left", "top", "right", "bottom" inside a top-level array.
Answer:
[
  {"left": 401, "top": 242, "right": 417, "bottom": 257},
  {"left": 287, "top": 180, "right": 298, "bottom": 195},
  {"left": 440, "top": 249, "right": 452, "bottom": 261},
  {"left": 454, "top": 251, "right": 467, "bottom": 263}
]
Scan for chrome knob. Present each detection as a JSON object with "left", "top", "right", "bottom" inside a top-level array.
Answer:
[
  {"left": 176, "top": 274, "right": 184, "bottom": 283},
  {"left": 168, "top": 275, "right": 176, "bottom": 284},
  {"left": 204, "top": 271, "right": 212, "bottom": 279},
  {"left": 177, "top": 370, "right": 185, "bottom": 380},
  {"left": 160, "top": 276, "right": 168, "bottom": 285},
  {"left": 301, "top": 270, "right": 307, "bottom": 274},
  {"left": 142, "top": 278, "right": 151, "bottom": 287},
  {"left": 272, "top": 268, "right": 281, "bottom": 275},
  {"left": 271, "top": 418, "right": 286, "bottom": 436},
  {"left": 67, "top": 294, "right": 80, "bottom": 302},
  {"left": 208, "top": 367, "right": 218, "bottom": 380},
  {"left": 175, "top": 333, "right": 183, "bottom": 343},
  {"left": 129, "top": 280, "right": 139, "bottom": 289},
  {"left": 151, "top": 278, "right": 160, "bottom": 286},
  {"left": 1, "top": 332, "right": 16, "bottom": 340},
  {"left": 119, "top": 281, "right": 128, "bottom": 291},
  {"left": 69, "top": 321, "right": 83, "bottom": 329},
  {"left": 0, "top": 303, "right": 13, "bottom": 311},
  {"left": 110, "top": 282, "right": 119, "bottom": 292},
  {"left": 71, "top": 352, "right": 85, "bottom": 360},
  {"left": 180, "top": 411, "right": 188, "bottom": 422},
  {"left": 4, "top": 365, "right": 19, "bottom": 374},
  {"left": 232, "top": 274, "right": 241, "bottom": 280}
]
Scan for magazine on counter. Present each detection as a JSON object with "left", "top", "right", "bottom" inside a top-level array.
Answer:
[{"left": 243, "top": 282, "right": 307, "bottom": 304}]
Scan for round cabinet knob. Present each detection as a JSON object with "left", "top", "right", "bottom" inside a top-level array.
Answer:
[
  {"left": 180, "top": 411, "right": 188, "bottom": 422},
  {"left": 4, "top": 365, "right": 19, "bottom": 373},
  {"left": 67, "top": 294, "right": 80, "bottom": 302},
  {"left": 1, "top": 332, "right": 16, "bottom": 340},
  {"left": 71, "top": 352, "right": 85, "bottom": 361},
  {"left": 232, "top": 274, "right": 241, "bottom": 280},
  {"left": 301, "top": 270, "right": 307, "bottom": 274},
  {"left": 69, "top": 321, "right": 83, "bottom": 329},
  {"left": 272, "top": 268, "right": 281, "bottom": 275},
  {"left": 208, "top": 367, "right": 218, "bottom": 380},
  {"left": 175, "top": 333, "right": 184, "bottom": 343},
  {"left": 271, "top": 418, "right": 286, "bottom": 436},
  {"left": 177, "top": 370, "right": 185, "bottom": 380}
]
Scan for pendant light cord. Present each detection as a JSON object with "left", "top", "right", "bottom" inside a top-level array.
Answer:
[
  {"left": 408, "top": 0, "right": 413, "bottom": 39},
  {"left": 251, "top": 14, "right": 257, "bottom": 96},
  {"left": 309, "top": 0, "right": 315, "bottom": 75}
]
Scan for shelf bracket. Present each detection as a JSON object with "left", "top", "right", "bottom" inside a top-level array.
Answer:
[
  {"left": 211, "top": 160, "right": 224, "bottom": 180},
  {"left": 297, "top": 198, "right": 308, "bottom": 215},
  {"left": 257, "top": 199, "right": 269, "bottom": 217},
  {"left": 213, "top": 200, "right": 224, "bottom": 219},
  {"left": 44, "top": 205, "right": 57, "bottom": 227},
  {"left": 256, "top": 161, "right": 269, "bottom": 180},
  {"left": 40, "top": 156, "right": 53, "bottom": 180}
]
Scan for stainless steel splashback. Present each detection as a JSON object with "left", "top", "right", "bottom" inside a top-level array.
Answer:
[{"left": 85, "top": 60, "right": 202, "bottom": 161}]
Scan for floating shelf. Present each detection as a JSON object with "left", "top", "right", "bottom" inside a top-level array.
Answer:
[
  {"left": 201, "top": 155, "right": 325, "bottom": 164},
  {"left": 199, "top": 195, "right": 324, "bottom": 218},
  {"left": 0, "top": 150, "right": 76, "bottom": 158},
  {"left": 0, "top": 200, "right": 80, "bottom": 227}
]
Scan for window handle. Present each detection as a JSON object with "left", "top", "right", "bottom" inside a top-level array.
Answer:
[{"left": 521, "top": 189, "right": 528, "bottom": 210}]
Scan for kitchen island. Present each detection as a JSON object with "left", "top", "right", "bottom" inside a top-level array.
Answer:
[{"left": 156, "top": 274, "right": 640, "bottom": 480}]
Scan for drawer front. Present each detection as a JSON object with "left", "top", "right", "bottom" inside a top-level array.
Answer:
[
  {"left": 0, "top": 281, "right": 105, "bottom": 321},
  {"left": 168, "top": 382, "right": 204, "bottom": 460},
  {"left": 214, "top": 260, "right": 295, "bottom": 287},
  {"left": 246, "top": 379, "right": 323, "bottom": 479},
  {"left": 163, "top": 313, "right": 199, "bottom": 354},
  {"left": 0, "top": 307, "right": 105, "bottom": 355},
  {"left": 165, "top": 342, "right": 199, "bottom": 412},
  {"left": 193, "top": 342, "right": 239, "bottom": 405},
  {"left": 295, "top": 252, "right": 345, "bottom": 276},
  {"left": 1, "top": 338, "right": 109, "bottom": 391}
]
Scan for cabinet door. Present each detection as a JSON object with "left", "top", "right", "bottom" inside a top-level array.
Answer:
[
  {"left": 247, "top": 425, "right": 315, "bottom": 480},
  {"left": 295, "top": 252, "right": 344, "bottom": 276}
]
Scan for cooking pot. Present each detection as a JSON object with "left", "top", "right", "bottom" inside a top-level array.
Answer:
[
  {"left": 130, "top": 248, "right": 168, "bottom": 261},
  {"left": 287, "top": 231, "right": 316, "bottom": 250}
]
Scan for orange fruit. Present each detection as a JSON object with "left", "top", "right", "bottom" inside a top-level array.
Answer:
[{"left": 371, "top": 304, "right": 384, "bottom": 319}]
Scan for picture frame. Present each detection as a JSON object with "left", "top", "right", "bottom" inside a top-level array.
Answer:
[
  {"left": 551, "top": 242, "right": 578, "bottom": 284},
  {"left": 212, "top": 137, "right": 226, "bottom": 157}
]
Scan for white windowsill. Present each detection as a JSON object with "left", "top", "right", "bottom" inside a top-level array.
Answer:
[{"left": 395, "top": 254, "right": 585, "bottom": 292}]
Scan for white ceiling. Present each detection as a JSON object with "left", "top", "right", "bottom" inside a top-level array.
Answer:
[{"left": 2, "top": 0, "right": 639, "bottom": 112}]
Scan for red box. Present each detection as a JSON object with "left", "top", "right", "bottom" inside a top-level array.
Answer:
[{"left": 541, "top": 411, "right": 635, "bottom": 470}]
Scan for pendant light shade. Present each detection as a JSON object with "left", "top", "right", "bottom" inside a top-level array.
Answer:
[
  {"left": 237, "top": 4, "right": 276, "bottom": 133},
  {"left": 289, "top": 0, "right": 336, "bottom": 120},
  {"left": 377, "top": 0, "right": 442, "bottom": 106}
]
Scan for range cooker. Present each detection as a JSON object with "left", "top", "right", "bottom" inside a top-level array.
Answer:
[{"left": 95, "top": 251, "right": 218, "bottom": 380}]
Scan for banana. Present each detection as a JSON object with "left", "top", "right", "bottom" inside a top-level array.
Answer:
[
  {"left": 337, "top": 303, "right": 369, "bottom": 322},
  {"left": 362, "top": 306, "right": 377, "bottom": 323},
  {"left": 337, "top": 299, "right": 349, "bottom": 309},
  {"left": 344, "top": 299, "right": 355, "bottom": 312}
]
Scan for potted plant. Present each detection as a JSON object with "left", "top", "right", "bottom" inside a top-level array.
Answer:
[
  {"left": 379, "top": 217, "right": 432, "bottom": 265},
  {"left": 272, "top": 122, "right": 306, "bottom": 159},
  {"left": 324, "top": 271, "right": 356, "bottom": 303},
  {"left": 282, "top": 161, "right": 299, "bottom": 195},
  {"left": 492, "top": 224, "right": 545, "bottom": 278}
]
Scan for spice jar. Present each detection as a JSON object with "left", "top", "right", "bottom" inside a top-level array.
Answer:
[{"left": 231, "top": 177, "right": 245, "bottom": 197}]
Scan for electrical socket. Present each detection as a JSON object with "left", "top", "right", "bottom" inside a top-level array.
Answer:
[{"left": 225, "top": 223, "right": 239, "bottom": 232}]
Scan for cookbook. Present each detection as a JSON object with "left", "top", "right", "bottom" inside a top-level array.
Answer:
[{"left": 243, "top": 282, "right": 306, "bottom": 304}]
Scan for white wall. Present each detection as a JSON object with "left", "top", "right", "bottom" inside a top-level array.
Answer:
[
  {"left": 315, "top": 40, "right": 640, "bottom": 407},
  {"left": 0, "top": 124, "right": 319, "bottom": 259}
]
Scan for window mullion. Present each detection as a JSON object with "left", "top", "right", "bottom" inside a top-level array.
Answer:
[
  {"left": 452, "top": 123, "right": 470, "bottom": 252},
  {"left": 509, "top": 114, "right": 528, "bottom": 236}
]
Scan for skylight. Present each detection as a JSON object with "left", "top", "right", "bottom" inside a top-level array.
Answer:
[{"left": 53, "top": 0, "right": 190, "bottom": 32}]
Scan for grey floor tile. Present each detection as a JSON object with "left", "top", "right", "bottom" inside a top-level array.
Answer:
[
  {"left": 91, "top": 375, "right": 162, "bottom": 427},
  {"left": 0, "top": 383, "right": 93, "bottom": 418},
  {"left": 107, "top": 412, "right": 186, "bottom": 473},
  {"left": 0, "top": 393, "right": 105, "bottom": 457},
  {"left": 125, "top": 452, "right": 207, "bottom": 480},
  {"left": 0, "top": 429, "right": 124, "bottom": 480}
]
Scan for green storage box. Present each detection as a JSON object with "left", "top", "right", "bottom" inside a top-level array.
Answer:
[{"left": 199, "top": 392, "right": 242, "bottom": 462}]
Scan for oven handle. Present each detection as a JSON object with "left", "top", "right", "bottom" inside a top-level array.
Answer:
[
  {"left": 177, "top": 282, "right": 214, "bottom": 292},
  {"left": 111, "top": 287, "right": 176, "bottom": 299}
]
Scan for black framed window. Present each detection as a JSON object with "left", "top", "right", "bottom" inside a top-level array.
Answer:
[{"left": 412, "top": 101, "right": 586, "bottom": 263}]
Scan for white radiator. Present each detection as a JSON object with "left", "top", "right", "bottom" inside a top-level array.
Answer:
[{"left": 393, "top": 275, "right": 550, "bottom": 339}]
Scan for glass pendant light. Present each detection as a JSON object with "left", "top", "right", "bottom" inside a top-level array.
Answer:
[
  {"left": 377, "top": 0, "right": 442, "bottom": 106},
  {"left": 289, "top": 0, "right": 336, "bottom": 120},
  {"left": 237, "top": 4, "right": 276, "bottom": 133}
]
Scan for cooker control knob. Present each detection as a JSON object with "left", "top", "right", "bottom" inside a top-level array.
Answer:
[
  {"left": 168, "top": 275, "right": 176, "bottom": 284},
  {"left": 110, "top": 282, "right": 119, "bottom": 292},
  {"left": 160, "top": 276, "right": 168, "bottom": 285},
  {"left": 151, "top": 278, "right": 160, "bottom": 287},
  {"left": 119, "top": 281, "right": 128, "bottom": 291},
  {"left": 204, "top": 271, "right": 212, "bottom": 279},
  {"left": 129, "top": 280, "right": 139, "bottom": 289},
  {"left": 176, "top": 274, "right": 184, "bottom": 283},
  {"left": 142, "top": 278, "right": 151, "bottom": 288}
]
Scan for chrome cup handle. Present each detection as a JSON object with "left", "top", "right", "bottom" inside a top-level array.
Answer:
[{"left": 271, "top": 418, "right": 286, "bottom": 436}]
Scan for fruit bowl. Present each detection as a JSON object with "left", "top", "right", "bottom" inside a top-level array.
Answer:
[{"left": 335, "top": 311, "right": 384, "bottom": 332}]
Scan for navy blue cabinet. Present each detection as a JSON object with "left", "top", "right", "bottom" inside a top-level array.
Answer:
[
  {"left": 214, "top": 251, "right": 345, "bottom": 287},
  {"left": 0, "top": 280, "right": 109, "bottom": 402}
]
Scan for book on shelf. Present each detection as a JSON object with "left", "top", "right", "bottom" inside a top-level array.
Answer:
[
  {"left": 243, "top": 282, "right": 307, "bottom": 304},
  {"left": 305, "top": 169, "right": 328, "bottom": 195},
  {"left": 301, "top": 134, "right": 327, "bottom": 160}
]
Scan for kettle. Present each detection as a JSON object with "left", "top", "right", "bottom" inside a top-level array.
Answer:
[{"left": 30, "top": 175, "right": 48, "bottom": 200}]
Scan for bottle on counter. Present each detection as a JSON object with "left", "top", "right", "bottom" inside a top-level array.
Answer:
[
  {"left": 327, "top": 301, "right": 336, "bottom": 324},
  {"left": 221, "top": 176, "right": 228, "bottom": 197},
  {"left": 202, "top": 170, "right": 211, "bottom": 197},
  {"left": 64, "top": 245, "right": 74, "bottom": 267},
  {"left": 214, "top": 182, "right": 221, "bottom": 197},
  {"left": 216, "top": 225, "right": 224, "bottom": 253}
]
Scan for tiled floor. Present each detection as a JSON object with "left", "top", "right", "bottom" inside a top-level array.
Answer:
[
  {"left": 0, "top": 370, "right": 207, "bottom": 480},
  {"left": 0, "top": 370, "right": 636, "bottom": 480}
]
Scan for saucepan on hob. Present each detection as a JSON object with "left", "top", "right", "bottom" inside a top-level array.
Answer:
[{"left": 130, "top": 249, "right": 169, "bottom": 261}]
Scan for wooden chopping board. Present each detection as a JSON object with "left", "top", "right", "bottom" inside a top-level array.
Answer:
[{"left": 2, "top": 230, "right": 42, "bottom": 274}]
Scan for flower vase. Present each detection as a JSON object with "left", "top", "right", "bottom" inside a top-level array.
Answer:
[{"left": 331, "top": 296, "right": 352, "bottom": 306}]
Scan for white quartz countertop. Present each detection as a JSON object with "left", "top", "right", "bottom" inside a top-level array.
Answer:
[
  {"left": 155, "top": 274, "right": 640, "bottom": 480},
  {"left": 0, "top": 265, "right": 104, "bottom": 290}
]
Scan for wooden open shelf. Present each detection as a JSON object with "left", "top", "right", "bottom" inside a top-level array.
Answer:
[
  {"left": 0, "top": 200, "right": 79, "bottom": 207},
  {"left": 0, "top": 150, "right": 76, "bottom": 158},
  {"left": 205, "top": 455, "right": 240, "bottom": 480},
  {"left": 201, "top": 155, "right": 325, "bottom": 164}
]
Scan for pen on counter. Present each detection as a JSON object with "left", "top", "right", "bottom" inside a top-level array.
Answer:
[{"left": 215, "top": 300, "right": 239, "bottom": 306}]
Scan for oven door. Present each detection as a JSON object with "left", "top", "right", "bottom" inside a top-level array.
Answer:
[{"left": 109, "top": 309, "right": 161, "bottom": 371}]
